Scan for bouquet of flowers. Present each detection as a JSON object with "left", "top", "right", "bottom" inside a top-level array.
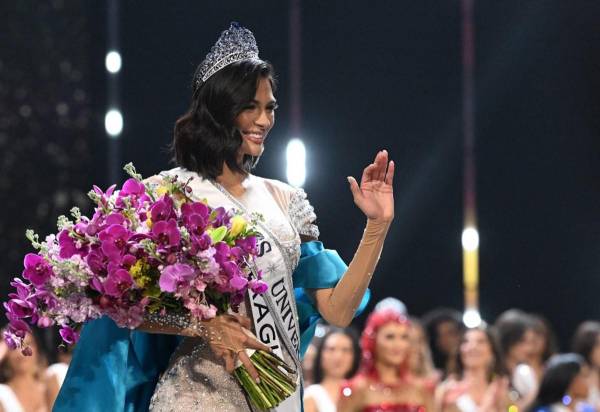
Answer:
[{"left": 3, "top": 163, "right": 295, "bottom": 410}]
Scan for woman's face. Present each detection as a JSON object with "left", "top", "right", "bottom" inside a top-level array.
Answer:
[
  {"left": 375, "top": 322, "right": 411, "bottom": 367},
  {"left": 320, "top": 333, "right": 355, "bottom": 380},
  {"left": 460, "top": 329, "right": 494, "bottom": 371},
  {"left": 508, "top": 329, "right": 536, "bottom": 364},
  {"left": 590, "top": 335, "right": 600, "bottom": 369},
  {"left": 530, "top": 330, "right": 547, "bottom": 362},
  {"left": 234, "top": 77, "right": 277, "bottom": 159},
  {"left": 568, "top": 364, "right": 591, "bottom": 401},
  {"left": 408, "top": 324, "right": 426, "bottom": 371}
]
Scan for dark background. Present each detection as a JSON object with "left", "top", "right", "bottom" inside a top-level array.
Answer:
[{"left": 1, "top": 1, "right": 599, "bottom": 349}]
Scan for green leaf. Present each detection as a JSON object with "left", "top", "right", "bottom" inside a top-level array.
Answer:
[{"left": 209, "top": 226, "right": 227, "bottom": 243}]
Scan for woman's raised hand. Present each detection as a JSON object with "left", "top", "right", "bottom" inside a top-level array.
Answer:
[{"left": 347, "top": 150, "right": 395, "bottom": 222}]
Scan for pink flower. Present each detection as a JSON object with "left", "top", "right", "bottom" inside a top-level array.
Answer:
[
  {"left": 104, "top": 269, "right": 134, "bottom": 298},
  {"left": 59, "top": 326, "right": 79, "bottom": 344},
  {"left": 159, "top": 263, "right": 196, "bottom": 293},
  {"left": 22, "top": 254, "right": 52, "bottom": 286},
  {"left": 152, "top": 219, "right": 181, "bottom": 247},
  {"left": 249, "top": 279, "right": 268, "bottom": 294}
]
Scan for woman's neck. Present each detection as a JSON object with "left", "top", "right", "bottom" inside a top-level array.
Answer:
[
  {"left": 462, "top": 366, "right": 488, "bottom": 386},
  {"left": 9, "top": 370, "right": 38, "bottom": 384},
  {"left": 216, "top": 162, "right": 247, "bottom": 193},
  {"left": 375, "top": 361, "right": 401, "bottom": 385}
]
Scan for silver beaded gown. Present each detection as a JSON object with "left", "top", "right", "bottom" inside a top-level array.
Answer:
[{"left": 148, "top": 170, "right": 319, "bottom": 412}]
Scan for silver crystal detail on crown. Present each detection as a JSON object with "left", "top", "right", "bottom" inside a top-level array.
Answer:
[{"left": 196, "top": 22, "right": 260, "bottom": 88}]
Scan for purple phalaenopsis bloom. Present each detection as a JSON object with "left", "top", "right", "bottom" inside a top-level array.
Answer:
[
  {"left": 150, "top": 196, "right": 176, "bottom": 222},
  {"left": 181, "top": 202, "right": 209, "bottom": 235},
  {"left": 249, "top": 279, "right": 269, "bottom": 294},
  {"left": 159, "top": 263, "right": 196, "bottom": 293},
  {"left": 235, "top": 236, "right": 258, "bottom": 254},
  {"left": 211, "top": 207, "right": 230, "bottom": 227},
  {"left": 59, "top": 326, "right": 79, "bottom": 344},
  {"left": 152, "top": 219, "right": 180, "bottom": 247},
  {"left": 22, "top": 253, "right": 52, "bottom": 286},
  {"left": 98, "top": 224, "right": 131, "bottom": 263},
  {"left": 104, "top": 269, "right": 134, "bottom": 297},
  {"left": 117, "top": 179, "right": 150, "bottom": 209},
  {"left": 229, "top": 275, "right": 248, "bottom": 291},
  {"left": 58, "top": 229, "right": 89, "bottom": 259}
]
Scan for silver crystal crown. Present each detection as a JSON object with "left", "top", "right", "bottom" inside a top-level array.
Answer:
[{"left": 195, "top": 22, "right": 260, "bottom": 88}]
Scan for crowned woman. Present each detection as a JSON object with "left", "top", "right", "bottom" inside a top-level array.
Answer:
[{"left": 54, "top": 22, "right": 395, "bottom": 412}]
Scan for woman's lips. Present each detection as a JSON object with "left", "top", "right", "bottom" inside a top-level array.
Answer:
[{"left": 242, "top": 131, "right": 265, "bottom": 144}]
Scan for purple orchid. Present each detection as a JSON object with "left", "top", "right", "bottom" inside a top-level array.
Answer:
[
  {"left": 159, "top": 263, "right": 196, "bottom": 293},
  {"left": 249, "top": 279, "right": 269, "bottom": 294},
  {"left": 152, "top": 219, "right": 180, "bottom": 247},
  {"left": 59, "top": 326, "right": 79, "bottom": 344},
  {"left": 150, "top": 196, "right": 176, "bottom": 222},
  {"left": 22, "top": 253, "right": 52, "bottom": 286},
  {"left": 98, "top": 224, "right": 131, "bottom": 263},
  {"left": 58, "top": 229, "right": 89, "bottom": 259},
  {"left": 103, "top": 269, "right": 134, "bottom": 298}
]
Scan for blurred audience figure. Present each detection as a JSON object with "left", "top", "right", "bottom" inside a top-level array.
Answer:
[
  {"left": 338, "top": 309, "right": 433, "bottom": 411},
  {"left": 528, "top": 354, "right": 594, "bottom": 412},
  {"left": 304, "top": 327, "right": 360, "bottom": 412},
  {"left": 0, "top": 332, "right": 51, "bottom": 412},
  {"left": 407, "top": 317, "right": 440, "bottom": 394},
  {"left": 572, "top": 321, "right": 600, "bottom": 409},
  {"left": 374, "top": 297, "right": 408, "bottom": 317},
  {"left": 303, "top": 324, "right": 331, "bottom": 387},
  {"left": 422, "top": 308, "right": 464, "bottom": 378},
  {"left": 494, "top": 309, "right": 539, "bottom": 408},
  {"left": 436, "top": 326, "right": 510, "bottom": 412},
  {"left": 45, "top": 345, "right": 73, "bottom": 408},
  {"left": 529, "top": 314, "right": 559, "bottom": 381}
]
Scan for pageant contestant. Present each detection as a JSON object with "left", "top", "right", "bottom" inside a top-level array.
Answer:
[{"left": 54, "top": 23, "right": 394, "bottom": 411}]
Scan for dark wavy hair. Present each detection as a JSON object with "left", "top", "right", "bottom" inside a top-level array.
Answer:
[
  {"left": 313, "top": 327, "right": 361, "bottom": 384},
  {"left": 494, "top": 309, "right": 537, "bottom": 358},
  {"left": 453, "top": 326, "right": 506, "bottom": 381},
  {"left": 171, "top": 59, "right": 276, "bottom": 179},
  {"left": 572, "top": 321, "right": 600, "bottom": 365},
  {"left": 528, "top": 353, "right": 585, "bottom": 412}
]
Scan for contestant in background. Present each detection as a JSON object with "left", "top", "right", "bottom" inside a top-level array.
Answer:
[{"left": 338, "top": 309, "right": 433, "bottom": 412}]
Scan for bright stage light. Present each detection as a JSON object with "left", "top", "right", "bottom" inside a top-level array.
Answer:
[
  {"left": 105, "top": 51, "right": 122, "bottom": 73},
  {"left": 463, "top": 308, "right": 482, "bottom": 328},
  {"left": 462, "top": 227, "right": 479, "bottom": 251},
  {"left": 286, "top": 138, "right": 306, "bottom": 187},
  {"left": 105, "top": 109, "right": 123, "bottom": 137}
]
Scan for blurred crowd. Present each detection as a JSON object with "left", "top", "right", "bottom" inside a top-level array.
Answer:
[
  {"left": 302, "top": 299, "right": 600, "bottom": 412},
  {"left": 0, "top": 300, "right": 599, "bottom": 412}
]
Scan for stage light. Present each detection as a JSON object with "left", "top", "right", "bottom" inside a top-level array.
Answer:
[
  {"left": 463, "top": 308, "right": 482, "bottom": 328},
  {"left": 462, "top": 227, "right": 479, "bottom": 251},
  {"left": 105, "top": 51, "right": 122, "bottom": 73},
  {"left": 105, "top": 109, "right": 123, "bottom": 137},
  {"left": 286, "top": 138, "right": 306, "bottom": 187}
]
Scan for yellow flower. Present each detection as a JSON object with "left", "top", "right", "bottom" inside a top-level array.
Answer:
[
  {"left": 130, "top": 260, "right": 152, "bottom": 288},
  {"left": 145, "top": 211, "right": 153, "bottom": 228},
  {"left": 229, "top": 215, "right": 247, "bottom": 238},
  {"left": 155, "top": 185, "right": 169, "bottom": 197}
]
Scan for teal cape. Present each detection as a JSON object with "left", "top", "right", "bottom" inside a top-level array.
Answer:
[{"left": 53, "top": 241, "right": 370, "bottom": 411}]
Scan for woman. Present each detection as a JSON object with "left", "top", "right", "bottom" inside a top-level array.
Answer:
[
  {"left": 407, "top": 318, "right": 439, "bottom": 394},
  {"left": 528, "top": 354, "right": 592, "bottom": 412},
  {"left": 55, "top": 22, "right": 394, "bottom": 412},
  {"left": 571, "top": 321, "right": 600, "bottom": 408},
  {"left": 529, "top": 314, "right": 558, "bottom": 382},
  {"left": 0, "top": 333, "right": 51, "bottom": 412},
  {"left": 494, "top": 309, "right": 539, "bottom": 407},
  {"left": 304, "top": 328, "right": 360, "bottom": 412},
  {"left": 435, "top": 327, "right": 509, "bottom": 412},
  {"left": 421, "top": 308, "right": 463, "bottom": 378},
  {"left": 338, "top": 309, "right": 433, "bottom": 412}
]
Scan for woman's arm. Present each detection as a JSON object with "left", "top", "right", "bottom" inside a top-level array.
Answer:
[
  {"left": 303, "top": 396, "right": 318, "bottom": 412},
  {"left": 312, "top": 150, "right": 395, "bottom": 327}
]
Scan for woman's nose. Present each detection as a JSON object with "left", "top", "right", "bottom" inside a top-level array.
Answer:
[{"left": 254, "top": 109, "right": 270, "bottom": 127}]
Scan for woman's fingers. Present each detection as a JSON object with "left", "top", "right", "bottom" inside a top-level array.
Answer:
[
  {"left": 238, "top": 350, "right": 261, "bottom": 383},
  {"left": 360, "top": 163, "right": 376, "bottom": 186},
  {"left": 230, "top": 313, "right": 251, "bottom": 329},
  {"left": 347, "top": 176, "right": 362, "bottom": 201},
  {"left": 243, "top": 331, "right": 272, "bottom": 352},
  {"left": 385, "top": 160, "right": 395, "bottom": 186},
  {"left": 375, "top": 150, "right": 388, "bottom": 181}
]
